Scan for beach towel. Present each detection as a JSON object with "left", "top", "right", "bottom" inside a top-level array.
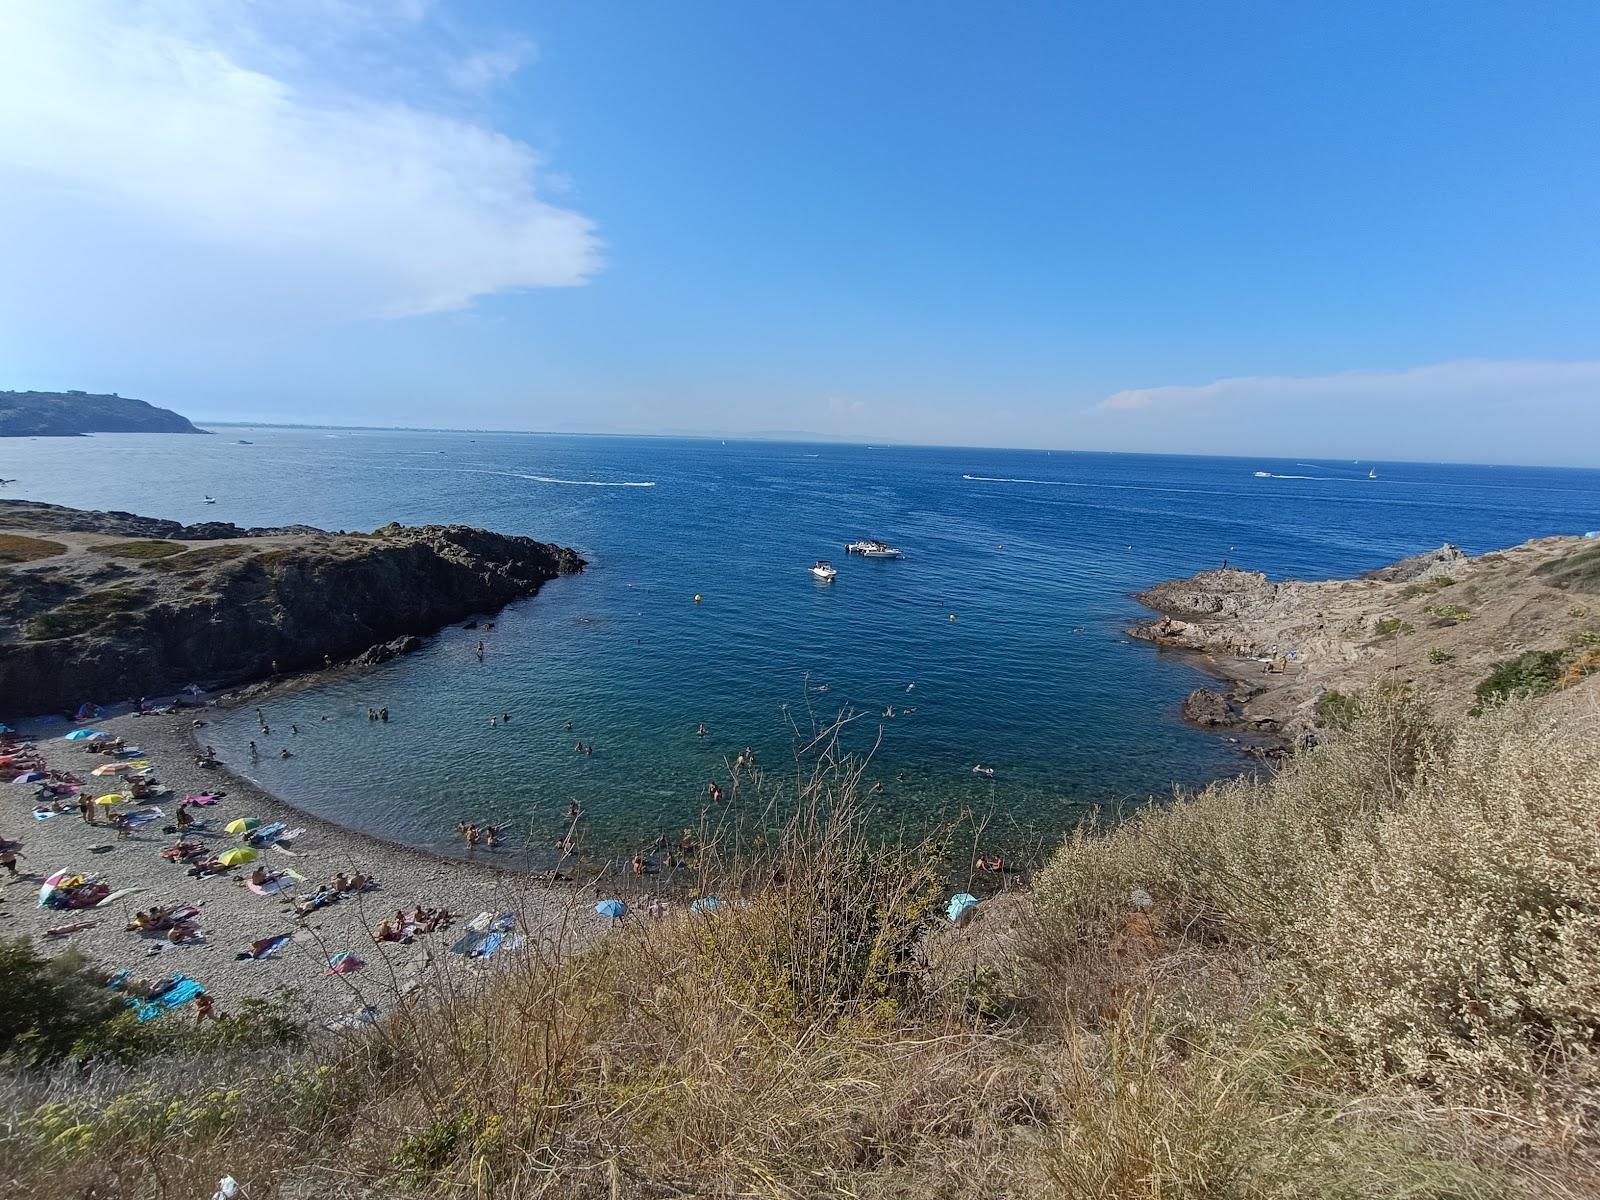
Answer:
[
  {"left": 132, "top": 975, "right": 204, "bottom": 1021},
  {"left": 449, "top": 911, "right": 494, "bottom": 956},
  {"left": 184, "top": 794, "right": 220, "bottom": 806},
  {"left": 470, "top": 914, "right": 516, "bottom": 959},
  {"left": 325, "top": 1005, "right": 379, "bottom": 1030},
  {"left": 327, "top": 950, "right": 365, "bottom": 975},
  {"left": 123, "top": 808, "right": 164, "bottom": 827},
  {"left": 239, "top": 933, "right": 291, "bottom": 960},
  {"left": 32, "top": 810, "right": 57, "bottom": 820},
  {"left": 247, "top": 876, "right": 296, "bottom": 896},
  {"left": 271, "top": 843, "right": 306, "bottom": 858}
]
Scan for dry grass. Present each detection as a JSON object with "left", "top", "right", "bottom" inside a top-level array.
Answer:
[
  {"left": 0, "top": 532, "right": 67, "bottom": 563},
  {"left": 4, "top": 699, "right": 1595, "bottom": 1197},
  {"left": 87, "top": 539, "right": 189, "bottom": 560}
]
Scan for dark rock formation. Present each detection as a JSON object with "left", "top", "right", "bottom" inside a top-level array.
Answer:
[
  {"left": 348, "top": 635, "right": 423, "bottom": 668},
  {"left": 0, "top": 391, "right": 207, "bottom": 437},
  {"left": 1361, "top": 543, "right": 1465, "bottom": 584},
  {"left": 0, "top": 502, "right": 584, "bottom": 715},
  {"left": 1181, "top": 687, "right": 1238, "bottom": 727}
]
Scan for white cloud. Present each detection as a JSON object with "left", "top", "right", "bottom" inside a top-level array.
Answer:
[
  {"left": 0, "top": 0, "right": 600, "bottom": 339},
  {"left": 1100, "top": 359, "right": 1600, "bottom": 412}
]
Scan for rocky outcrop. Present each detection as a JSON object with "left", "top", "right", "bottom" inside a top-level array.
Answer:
[
  {"left": 1362, "top": 543, "right": 1465, "bottom": 584},
  {"left": 0, "top": 500, "right": 319, "bottom": 540},
  {"left": 1135, "top": 568, "right": 1276, "bottom": 621},
  {"left": 0, "top": 502, "right": 584, "bottom": 715},
  {"left": 1181, "top": 687, "right": 1238, "bottom": 727},
  {"left": 0, "top": 391, "right": 206, "bottom": 437}
]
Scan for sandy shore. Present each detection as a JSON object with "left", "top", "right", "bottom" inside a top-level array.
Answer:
[{"left": 1, "top": 708, "right": 609, "bottom": 1025}]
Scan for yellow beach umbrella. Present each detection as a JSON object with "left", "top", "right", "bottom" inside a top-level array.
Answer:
[
  {"left": 217, "top": 847, "right": 257, "bottom": 868},
  {"left": 93, "top": 794, "right": 125, "bottom": 805},
  {"left": 225, "top": 817, "right": 261, "bottom": 835}
]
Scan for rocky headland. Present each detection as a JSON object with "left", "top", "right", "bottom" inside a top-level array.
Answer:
[
  {"left": 0, "top": 500, "right": 585, "bottom": 715},
  {"left": 1132, "top": 536, "right": 1600, "bottom": 743},
  {"left": 0, "top": 390, "right": 206, "bottom": 437}
]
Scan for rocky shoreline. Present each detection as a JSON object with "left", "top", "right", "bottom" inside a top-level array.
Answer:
[
  {"left": 0, "top": 500, "right": 585, "bottom": 716},
  {"left": 1130, "top": 536, "right": 1600, "bottom": 743}
]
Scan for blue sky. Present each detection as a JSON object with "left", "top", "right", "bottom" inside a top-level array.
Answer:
[{"left": 2, "top": 2, "right": 1598, "bottom": 464}]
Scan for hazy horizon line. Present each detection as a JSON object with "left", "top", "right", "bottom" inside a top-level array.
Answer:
[{"left": 187, "top": 418, "right": 1598, "bottom": 472}]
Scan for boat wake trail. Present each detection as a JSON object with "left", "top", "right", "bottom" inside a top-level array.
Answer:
[
  {"left": 961, "top": 474, "right": 1079, "bottom": 487},
  {"left": 514, "top": 475, "right": 655, "bottom": 488},
  {"left": 385, "top": 466, "right": 655, "bottom": 487}
]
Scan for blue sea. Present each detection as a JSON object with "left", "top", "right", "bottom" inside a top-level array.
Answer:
[{"left": 5, "top": 429, "right": 1597, "bottom": 860}]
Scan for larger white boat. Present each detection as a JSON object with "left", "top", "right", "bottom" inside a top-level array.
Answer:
[
  {"left": 846, "top": 539, "right": 903, "bottom": 558},
  {"left": 809, "top": 560, "right": 838, "bottom": 582}
]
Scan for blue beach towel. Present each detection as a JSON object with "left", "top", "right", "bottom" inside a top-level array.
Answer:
[{"left": 132, "top": 975, "right": 205, "bottom": 1021}]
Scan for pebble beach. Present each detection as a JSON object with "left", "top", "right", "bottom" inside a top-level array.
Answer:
[{"left": 1, "top": 706, "right": 605, "bottom": 1025}]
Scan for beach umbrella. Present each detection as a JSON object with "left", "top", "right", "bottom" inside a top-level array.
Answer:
[
  {"left": 327, "top": 951, "right": 365, "bottom": 975},
  {"left": 11, "top": 771, "right": 46, "bottom": 784},
  {"left": 0, "top": 723, "right": 14, "bottom": 734},
  {"left": 689, "top": 897, "right": 721, "bottom": 913},
  {"left": 90, "top": 763, "right": 131, "bottom": 777},
  {"left": 63, "top": 729, "right": 104, "bottom": 741},
  {"left": 595, "top": 899, "right": 626, "bottom": 921},
  {"left": 38, "top": 869, "right": 70, "bottom": 908},
  {"left": 225, "top": 817, "right": 261, "bottom": 835},
  {"left": 946, "top": 893, "right": 979, "bottom": 926},
  {"left": 217, "top": 847, "right": 257, "bottom": 868},
  {"left": 93, "top": 793, "right": 125, "bottom": 805}
]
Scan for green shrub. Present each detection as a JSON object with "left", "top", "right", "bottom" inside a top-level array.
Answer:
[
  {"left": 1373, "top": 617, "right": 1413, "bottom": 638},
  {"left": 1423, "top": 603, "right": 1472, "bottom": 624},
  {"left": 1314, "top": 689, "right": 1363, "bottom": 730},
  {"left": 87, "top": 539, "right": 187, "bottom": 560},
  {"left": 145, "top": 543, "right": 248, "bottom": 572},
  {"left": 1426, "top": 647, "right": 1454, "bottom": 665},
  {"left": 1473, "top": 650, "right": 1566, "bottom": 709},
  {"left": 0, "top": 941, "right": 124, "bottom": 1066}
]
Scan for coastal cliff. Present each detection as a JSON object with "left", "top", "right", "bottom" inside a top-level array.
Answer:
[
  {"left": 0, "top": 500, "right": 584, "bottom": 714},
  {"left": 1132, "top": 536, "right": 1600, "bottom": 740},
  {"left": 0, "top": 390, "right": 206, "bottom": 437}
]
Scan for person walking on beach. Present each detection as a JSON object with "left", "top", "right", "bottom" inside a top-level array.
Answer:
[{"left": 78, "top": 793, "right": 95, "bottom": 824}]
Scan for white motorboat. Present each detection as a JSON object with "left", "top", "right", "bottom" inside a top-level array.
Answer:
[
  {"left": 809, "top": 560, "right": 838, "bottom": 582},
  {"left": 1253, "top": 470, "right": 1271, "bottom": 478},
  {"left": 846, "top": 539, "right": 903, "bottom": 558},
  {"left": 202, "top": 496, "right": 217, "bottom": 504}
]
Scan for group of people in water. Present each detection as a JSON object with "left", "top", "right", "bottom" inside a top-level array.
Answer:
[{"left": 456, "top": 820, "right": 503, "bottom": 849}]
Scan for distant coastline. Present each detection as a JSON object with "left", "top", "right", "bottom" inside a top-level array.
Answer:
[{"left": 0, "top": 390, "right": 208, "bottom": 437}]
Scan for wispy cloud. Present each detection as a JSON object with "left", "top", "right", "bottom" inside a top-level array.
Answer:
[
  {"left": 1100, "top": 359, "right": 1600, "bottom": 412},
  {"left": 0, "top": 0, "right": 600, "bottom": 338}
]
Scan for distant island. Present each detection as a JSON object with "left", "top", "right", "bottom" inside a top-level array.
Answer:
[{"left": 0, "top": 390, "right": 207, "bottom": 437}]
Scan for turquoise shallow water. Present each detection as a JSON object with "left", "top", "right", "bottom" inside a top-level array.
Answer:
[{"left": 5, "top": 429, "right": 1597, "bottom": 859}]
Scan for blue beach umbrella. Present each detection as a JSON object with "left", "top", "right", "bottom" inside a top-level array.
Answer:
[
  {"left": 63, "top": 729, "right": 104, "bottom": 741},
  {"left": 946, "top": 893, "right": 978, "bottom": 926},
  {"left": 11, "top": 771, "right": 46, "bottom": 785},
  {"left": 595, "top": 899, "right": 626, "bottom": 922},
  {"left": 689, "top": 897, "right": 720, "bottom": 913}
]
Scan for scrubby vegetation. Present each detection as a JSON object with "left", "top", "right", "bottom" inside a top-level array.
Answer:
[
  {"left": 88, "top": 539, "right": 188, "bottom": 560},
  {"left": 1424, "top": 602, "right": 1473, "bottom": 624},
  {"left": 143, "top": 543, "right": 248, "bottom": 572},
  {"left": 3, "top": 699, "right": 1597, "bottom": 1196},
  {"left": 1427, "top": 646, "right": 1454, "bottom": 664},
  {"left": 1313, "top": 687, "right": 1363, "bottom": 730},
  {"left": 23, "top": 585, "right": 152, "bottom": 639},
  {"left": 0, "top": 533, "right": 67, "bottom": 563},
  {"left": 1399, "top": 574, "right": 1456, "bottom": 599},
  {"left": 1372, "top": 616, "right": 1413, "bottom": 638},
  {"left": 1536, "top": 542, "right": 1600, "bottom": 593}
]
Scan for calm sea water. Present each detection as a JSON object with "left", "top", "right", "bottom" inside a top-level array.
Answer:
[{"left": 5, "top": 429, "right": 1597, "bottom": 859}]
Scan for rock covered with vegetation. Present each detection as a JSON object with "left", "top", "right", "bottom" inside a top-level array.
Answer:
[
  {"left": 0, "top": 390, "right": 206, "bottom": 437},
  {"left": 1131, "top": 534, "right": 1600, "bottom": 738},
  {"left": 0, "top": 500, "right": 584, "bottom": 714}
]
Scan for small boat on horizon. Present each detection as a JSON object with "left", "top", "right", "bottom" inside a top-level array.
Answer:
[
  {"left": 1368, "top": 467, "right": 1378, "bottom": 479},
  {"left": 809, "top": 560, "right": 838, "bottom": 582},
  {"left": 202, "top": 496, "right": 216, "bottom": 504},
  {"left": 846, "top": 539, "right": 904, "bottom": 558},
  {"left": 1253, "top": 470, "right": 1271, "bottom": 478}
]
